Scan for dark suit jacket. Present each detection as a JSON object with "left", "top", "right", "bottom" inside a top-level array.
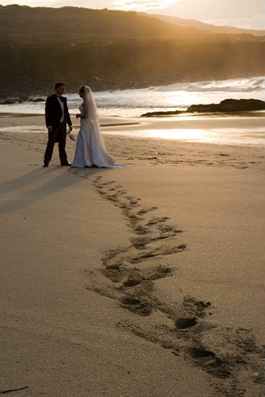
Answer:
[{"left": 45, "top": 93, "right": 72, "bottom": 130}]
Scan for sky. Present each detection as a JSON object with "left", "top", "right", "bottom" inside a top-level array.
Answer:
[{"left": 1, "top": 0, "right": 265, "bottom": 30}]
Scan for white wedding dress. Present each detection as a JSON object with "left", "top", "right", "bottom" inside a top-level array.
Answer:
[{"left": 71, "top": 86, "right": 118, "bottom": 168}]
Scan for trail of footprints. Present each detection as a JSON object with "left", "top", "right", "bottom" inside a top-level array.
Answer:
[
  {"left": 93, "top": 175, "right": 186, "bottom": 308},
  {"left": 86, "top": 175, "right": 264, "bottom": 395}
]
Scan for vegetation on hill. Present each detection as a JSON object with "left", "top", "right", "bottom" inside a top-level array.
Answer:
[
  {"left": 0, "top": 5, "right": 264, "bottom": 97},
  {"left": 0, "top": 5, "right": 213, "bottom": 44}
]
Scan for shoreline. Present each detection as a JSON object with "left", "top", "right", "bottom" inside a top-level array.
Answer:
[
  {"left": 1, "top": 112, "right": 265, "bottom": 147},
  {"left": 1, "top": 110, "right": 265, "bottom": 117},
  {"left": 1, "top": 115, "right": 264, "bottom": 395},
  {"left": 1, "top": 75, "right": 264, "bottom": 100}
]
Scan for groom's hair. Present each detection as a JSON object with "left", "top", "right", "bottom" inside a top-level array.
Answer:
[{"left": 55, "top": 82, "right": 65, "bottom": 89}]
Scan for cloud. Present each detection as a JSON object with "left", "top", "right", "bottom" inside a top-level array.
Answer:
[{"left": 113, "top": 0, "right": 180, "bottom": 12}]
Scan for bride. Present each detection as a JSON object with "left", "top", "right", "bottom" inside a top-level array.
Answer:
[{"left": 71, "top": 85, "right": 117, "bottom": 168}]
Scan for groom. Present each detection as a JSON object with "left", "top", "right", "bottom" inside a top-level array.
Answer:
[{"left": 43, "top": 82, "right": 72, "bottom": 167}]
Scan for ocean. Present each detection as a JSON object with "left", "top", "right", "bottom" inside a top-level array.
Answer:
[{"left": 1, "top": 76, "right": 264, "bottom": 146}]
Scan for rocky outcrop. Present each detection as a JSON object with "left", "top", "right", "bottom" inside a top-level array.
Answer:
[
  {"left": 141, "top": 99, "right": 265, "bottom": 117},
  {"left": 187, "top": 99, "right": 265, "bottom": 113}
]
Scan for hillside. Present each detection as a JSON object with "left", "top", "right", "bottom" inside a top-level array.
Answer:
[
  {"left": 147, "top": 14, "right": 265, "bottom": 37},
  {"left": 0, "top": 5, "right": 264, "bottom": 97},
  {"left": 0, "top": 5, "right": 213, "bottom": 44}
]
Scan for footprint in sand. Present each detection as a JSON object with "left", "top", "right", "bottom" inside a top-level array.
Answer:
[
  {"left": 175, "top": 317, "right": 197, "bottom": 330},
  {"left": 120, "top": 296, "right": 152, "bottom": 316},
  {"left": 188, "top": 347, "right": 223, "bottom": 369}
]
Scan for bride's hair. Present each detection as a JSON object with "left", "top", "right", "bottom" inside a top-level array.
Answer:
[{"left": 78, "top": 85, "right": 89, "bottom": 95}]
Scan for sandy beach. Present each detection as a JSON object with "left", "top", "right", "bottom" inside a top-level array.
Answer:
[{"left": 0, "top": 114, "right": 264, "bottom": 396}]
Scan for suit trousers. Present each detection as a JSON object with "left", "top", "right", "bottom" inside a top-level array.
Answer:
[{"left": 44, "top": 122, "right": 68, "bottom": 165}]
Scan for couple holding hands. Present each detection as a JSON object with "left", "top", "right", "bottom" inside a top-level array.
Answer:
[{"left": 44, "top": 82, "right": 116, "bottom": 168}]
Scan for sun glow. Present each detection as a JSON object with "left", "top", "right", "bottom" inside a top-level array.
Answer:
[
  {"left": 166, "top": 91, "right": 199, "bottom": 109},
  {"left": 141, "top": 128, "right": 206, "bottom": 141}
]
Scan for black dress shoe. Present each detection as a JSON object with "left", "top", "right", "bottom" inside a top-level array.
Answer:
[
  {"left": 61, "top": 162, "right": 71, "bottom": 166},
  {"left": 43, "top": 163, "right": 48, "bottom": 167}
]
